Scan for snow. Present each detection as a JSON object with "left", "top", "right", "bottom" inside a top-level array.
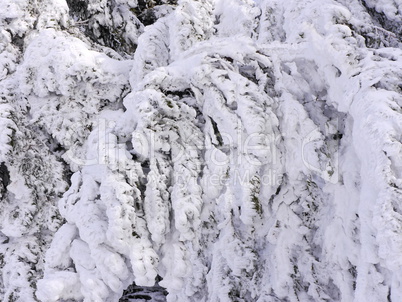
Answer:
[{"left": 0, "top": 0, "right": 401, "bottom": 301}]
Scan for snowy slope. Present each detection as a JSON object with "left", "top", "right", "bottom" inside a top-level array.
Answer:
[{"left": 0, "top": 0, "right": 401, "bottom": 301}]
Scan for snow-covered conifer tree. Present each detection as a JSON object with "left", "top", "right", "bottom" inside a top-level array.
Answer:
[{"left": 0, "top": 0, "right": 401, "bottom": 301}]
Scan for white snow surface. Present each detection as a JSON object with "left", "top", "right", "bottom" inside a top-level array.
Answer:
[{"left": 0, "top": 0, "right": 401, "bottom": 301}]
